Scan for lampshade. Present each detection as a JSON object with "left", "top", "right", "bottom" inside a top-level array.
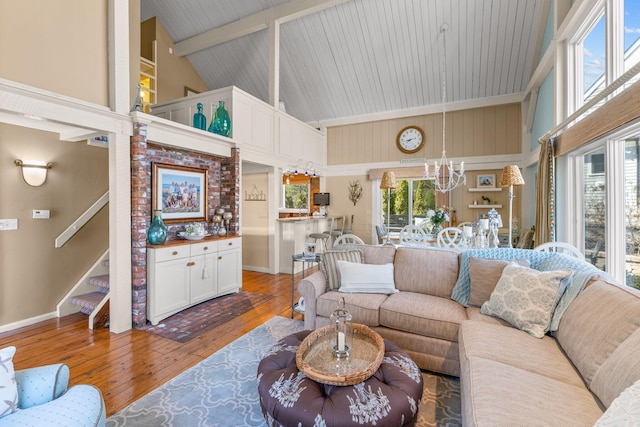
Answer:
[
  {"left": 500, "top": 165, "right": 525, "bottom": 187},
  {"left": 380, "top": 171, "right": 398, "bottom": 189}
]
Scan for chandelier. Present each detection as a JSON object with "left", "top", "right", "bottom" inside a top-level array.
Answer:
[{"left": 425, "top": 24, "right": 466, "bottom": 193}]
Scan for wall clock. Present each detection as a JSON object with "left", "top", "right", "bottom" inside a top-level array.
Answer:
[{"left": 396, "top": 126, "right": 425, "bottom": 154}]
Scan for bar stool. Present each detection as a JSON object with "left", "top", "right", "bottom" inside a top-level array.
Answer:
[
  {"left": 308, "top": 217, "right": 333, "bottom": 253},
  {"left": 329, "top": 216, "right": 345, "bottom": 248}
]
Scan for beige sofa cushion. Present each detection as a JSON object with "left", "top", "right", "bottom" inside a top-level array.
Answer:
[
  {"left": 317, "top": 291, "right": 388, "bottom": 326},
  {"left": 592, "top": 328, "right": 640, "bottom": 408},
  {"left": 361, "top": 245, "right": 396, "bottom": 265},
  {"left": 557, "top": 281, "right": 640, "bottom": 388},
  {"left": 557, "top": 280, "right": 640, "bottom": 407},
  {"left": 379, "top": 292, "right": 467, "bottom": 342},
  {"left": 393, "top": 247, "right": 459, "bottom": 297},
  {"left": 468, "top": 257, "right": 530, "bottom": 307},
  {"left": 459, "top": 321, "right": 586, "bottom": 388},
  {"left": 465, "top": 307, "right": 511, "bottom": 327},
  {"left": 460, "top": 356, "right": 603, "bottom": 427}
]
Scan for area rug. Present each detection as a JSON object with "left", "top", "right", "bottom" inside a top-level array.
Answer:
[
  {"left": 107, "top": 316, "right": 461, "bottom": 426},
  {"left": 138, "top": 291, "right": 273, "bottom": 343}
]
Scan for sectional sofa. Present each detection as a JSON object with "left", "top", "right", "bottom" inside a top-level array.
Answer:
[{"left": 298, "top": 245, "right": 640, "bottom": 426}]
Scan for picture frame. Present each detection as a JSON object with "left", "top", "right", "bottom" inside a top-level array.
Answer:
[
  {"left": 152, "top": 163, "right": 208, "bottom": 223},
  {"left": 303, "top": 242, "right": 317, "bottom": 258},
  {"left": 476, "top": 174, "right": 496, "bottom": 188}
]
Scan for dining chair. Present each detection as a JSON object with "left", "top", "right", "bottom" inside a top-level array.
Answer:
[
  {"left": 437, "top": 227, "right": 465, "bottom": 252},
  {"left": 399, "top": 225, "right": 427, "bottom": 246},
  {"left": 533, "top": 241, "right": 584, "bottom": 260},
  {"left": 375, "top": 224, "right": 389, "bottom": 244},
  {"left": 333, "top": 233, "right": 365, "bottom": 250}
]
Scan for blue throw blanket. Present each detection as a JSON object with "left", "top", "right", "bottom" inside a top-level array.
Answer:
[{"left": 451, "top": 248, "right": 615, "bottom": 332}]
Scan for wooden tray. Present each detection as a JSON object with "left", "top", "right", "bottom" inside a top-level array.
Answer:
[{"left": 296, "top": 323, "right": 384, "bottom": 386}]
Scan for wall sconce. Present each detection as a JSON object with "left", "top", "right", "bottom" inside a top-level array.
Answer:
[{"left": 14, "top": 159, "right": 53, "bottom": 187}]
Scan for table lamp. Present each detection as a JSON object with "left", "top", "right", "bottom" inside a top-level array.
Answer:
[
  {"left": 500, "top": 165, "right": 525, "bottom": 248},
  {"left": 380, "top": 171, "right": 397, "bottom": 243}
]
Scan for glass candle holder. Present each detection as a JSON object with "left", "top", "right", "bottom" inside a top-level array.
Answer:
[{"left": 330, "top": 297, "right": 352, "bottom": 358}]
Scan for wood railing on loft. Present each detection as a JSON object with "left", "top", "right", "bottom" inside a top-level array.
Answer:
[{"left": 55, "top": 192, "right": 109, "bottom": 248}]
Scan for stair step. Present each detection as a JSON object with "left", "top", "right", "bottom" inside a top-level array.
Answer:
[
  {"left": 87, "top": 274, "right": 109, "bottom": 290},
  {"left": 70, "top": 292, "right": 107, "bottom": 312}
]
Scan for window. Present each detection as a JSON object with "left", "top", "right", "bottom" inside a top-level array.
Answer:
[
  {"left": 590, "top": 153, "right": 605, "bottom": 174},
  {"left": 624, "top": 136, "right": 640, "bottom": 289},
  {"left": 583, "top": 149, "right": 606, "bottom": 271},
  {"left": 283, "top": 184, "right": 308, "bottom": 209},
  {"left": 623, "top": 0, "right": 640, "bottom": 75},
  {"left": 582, "top": 15, "right": 606, "bottom": 104},
  {"left": 381, "top": 179, "right": 437, "bottom": 232}
]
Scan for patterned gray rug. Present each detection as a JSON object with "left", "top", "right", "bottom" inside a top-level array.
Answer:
[{"left": 106, "top": 316, "right": 461, "bottom": 426}]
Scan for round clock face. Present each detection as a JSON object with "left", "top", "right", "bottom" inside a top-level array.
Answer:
[{"left": 396, "top": 126, "right": 425, "bottom": 153}]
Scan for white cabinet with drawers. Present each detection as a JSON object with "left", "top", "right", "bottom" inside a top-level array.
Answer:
[{"left": 147, "top": 237, "right": 242, "bottom": 325}]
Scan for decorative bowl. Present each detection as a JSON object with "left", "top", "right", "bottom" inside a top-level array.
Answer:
[{"left": 178, "top": 232, "right": 210, "bottom": 241}]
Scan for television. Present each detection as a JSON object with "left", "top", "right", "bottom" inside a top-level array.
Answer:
[{"left": 313, "top": 192, "right": 330, "bottom": 206}]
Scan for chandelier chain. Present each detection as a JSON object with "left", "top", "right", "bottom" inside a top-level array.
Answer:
[{"left": 424, "top": 24, "right": 466, "bottom": 193}]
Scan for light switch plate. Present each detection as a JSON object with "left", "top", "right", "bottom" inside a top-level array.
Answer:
[
  {"left": 0, "top": 219, "right": 18, "bottom": 230},
  {"left": 33, "top": 209, "right": 50, "bottom": 219}
]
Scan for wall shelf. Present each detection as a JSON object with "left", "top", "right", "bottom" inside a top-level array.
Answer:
[
  {"left": 468, "top": 187, "right": 502, "bottom": 192},
  {"left": 468, "top": 204, "right": 502, "bottom": 209}
]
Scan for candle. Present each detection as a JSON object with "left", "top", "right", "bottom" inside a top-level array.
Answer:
[
  {"left": 463, "top": 226, "right": 473, "bottom": 238},
  {"left": 338, "top": 331, "right": 345, "bottom": 351}
]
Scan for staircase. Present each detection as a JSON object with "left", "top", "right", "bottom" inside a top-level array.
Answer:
[{"left": 57, "top": 250, "right": 110, "bottom": 329}]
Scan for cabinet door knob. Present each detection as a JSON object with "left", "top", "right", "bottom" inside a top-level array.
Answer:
[
  {"left": 172, "top": 251, "right": 178, "bottom": 255},
  {"left": 187, "top": 261, "right": 195, "bottom": 266},
  {"left": 228, "top": 242, "right": 233, "bottom": 246},
  {"left": 203, "top": 246, "right": 209, "bottom": 251},
  {"left": 218, "top": 256, "right": 222, "bottom": 260}
]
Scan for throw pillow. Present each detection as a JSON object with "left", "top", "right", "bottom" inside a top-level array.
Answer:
[
  {"left": 336, "top": 260, "right": 398, "bottom": 294},
  {"left": 480, "top": 263, "right": 572, "bottom": 338},
  {"left": 321, "top": 250, "right": 362, "bottom": 290},
  {"left": 594, "top": 378, "right": 640, "bottom": 426},
  {"left": 0, "top": 346, "right": 18, "bottom": 418},
  {"left": 468, "top": 257, "right": 530, "bottom": 307}
]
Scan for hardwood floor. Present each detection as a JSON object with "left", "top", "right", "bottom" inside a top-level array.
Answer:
[{"left": 0, "top": 269, "right": 310, "bottom": 417}]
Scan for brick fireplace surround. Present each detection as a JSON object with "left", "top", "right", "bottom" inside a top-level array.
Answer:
[{"left": 130, "top": 121, "right": 240, "bottom": 327}]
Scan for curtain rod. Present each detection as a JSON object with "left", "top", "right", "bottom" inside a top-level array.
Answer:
[{"left": 539, "top": 61, "right": 640, "bottom": 144}]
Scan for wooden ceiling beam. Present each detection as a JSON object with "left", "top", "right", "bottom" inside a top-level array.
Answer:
[{"left": 174, "top": 0, "right": 350, "bottom": 57}]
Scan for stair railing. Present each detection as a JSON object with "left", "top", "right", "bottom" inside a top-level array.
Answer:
[{"left": 55, "top": 192, "right": 109, "bottom": 248}]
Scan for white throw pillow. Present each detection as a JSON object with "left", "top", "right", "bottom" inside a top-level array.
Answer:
[
  {"left": 0, "top": 346, "right": 18, "bottom": 418},
  {"left": 595, "top": 378, "right": 640, "bottom": 426},
  {"left": 336, "top": 260, "right": 398, "bottom": 294},
  {"left": 480, "top": 263, "right": 571, "bottom": 338}
]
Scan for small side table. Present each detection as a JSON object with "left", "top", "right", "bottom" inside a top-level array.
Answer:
[{"left": 291, "top": 253, "right": 322, "bottom": 318}]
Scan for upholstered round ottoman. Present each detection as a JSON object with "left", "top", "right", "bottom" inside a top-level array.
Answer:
[{"left": 257, "top": 330, "right": 424, "bottom": 427}]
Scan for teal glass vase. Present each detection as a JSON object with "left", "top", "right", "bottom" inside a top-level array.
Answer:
[
  {"left": 208, "top": 100, "right": 231, "bottom": 137},
  {"left": 193, "top": 103, "right": 207, "bottom": 130},
  {"left": 147, "top": 210, "right": 168, "bottom": 245}
]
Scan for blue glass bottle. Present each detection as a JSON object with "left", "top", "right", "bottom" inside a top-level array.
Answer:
[
  {"left": 147, "top": 210, "right": 168, "bottom": 245},
  {"left": 193, "top": 103, "right": 207, "bottom": 130},
  {"left": 208, "top": 100, "right": 231, "bottom": 137}
]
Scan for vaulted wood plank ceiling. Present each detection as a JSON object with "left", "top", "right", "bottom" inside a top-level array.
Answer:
[{"left": 141, "top": 0, "right": 545, "bottom": 125}]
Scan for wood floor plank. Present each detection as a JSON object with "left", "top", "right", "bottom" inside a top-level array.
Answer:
[{"left": 0, "top": 270, "right": 307, "bottom": 416}]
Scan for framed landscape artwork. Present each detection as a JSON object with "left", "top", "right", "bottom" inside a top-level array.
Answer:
[
  {"left": 152, "top": 163, "right": 208, "bottom": 223},
  {"left": 476, "top": 174, "right": 496, "bottom": 188}
]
